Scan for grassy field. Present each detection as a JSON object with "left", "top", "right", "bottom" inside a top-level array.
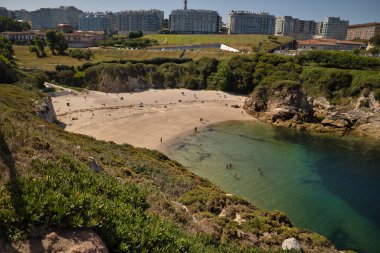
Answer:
[
  {"left": 13, "top": 46, "right": 241, "bottom": 71},
  {"left": 144, "top": 34, "right": 293, "bottom": 51}
]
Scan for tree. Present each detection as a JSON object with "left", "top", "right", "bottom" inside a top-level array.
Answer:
[
  {"left": 29, "top": 37, "right": 46, "bottom": 58},
  {"left": 0, "top": 55, "right": 18, "bottom": 83},
  {"left": 0, "top": 37, "right": 14, "bottom": 62},
  {"left": 0, "top": 16, "right": 30, "bottom": 32},
  {"left": 45, "top": 30, "right": 68, "bottom": 55},
  {"left": 369, "top": 47, "right": 380, "bottom": 57}
]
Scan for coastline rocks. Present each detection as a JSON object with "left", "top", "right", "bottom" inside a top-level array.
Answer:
[
  {"left": 244, "top": 86, "right": 314, "bottom": 123},
  {"left": 244, "top": 87, "right": 380, "bottom": 139},
  {"left": 282, "top": 237, "right": 302, "bottom": 252}
]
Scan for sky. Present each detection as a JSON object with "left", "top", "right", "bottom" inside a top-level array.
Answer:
[{"left": 1, "top": 0, "right": 379, "bottom": 24}]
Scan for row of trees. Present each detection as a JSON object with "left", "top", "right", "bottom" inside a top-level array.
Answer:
[{"left": 29, "top": 30, "right": 68, "bottom": 57}]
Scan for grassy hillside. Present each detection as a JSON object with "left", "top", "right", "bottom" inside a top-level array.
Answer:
[
  {"left": 144, "top": 34, "right": 293, "bottom": 51},
  {"left": 0, "top": 84, "right": 342, "bottom": 252},
  {"left": 13, "top": 46, "right": 239, "bottom": 71}
]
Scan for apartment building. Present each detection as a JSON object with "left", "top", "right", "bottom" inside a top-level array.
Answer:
[
  {"left": 14, "top": 9, "right": 32, "bottom": 22},
  {"left": 227, "top": 11, "right": 275, "bottom": 35},
  {"left": 275, "top": 16, "right": 316, "bottom": 39},
  {"left": 346, "top": 22, "right": 380, "bottom": 40},
  {"left": 79, "top": 13, "right": 115, "bottom": 33},
  {"left": 170, "top": 9, "right": 221, "bottom": 34},
  {"left": 115, "top": 10, "right": 164, "bottom": 34},
  {"left": 31, "top": 6, "right": 83, "bottom": 30},
  {"left": 316, "top": 17, "right": 349, "bottom": 40}
]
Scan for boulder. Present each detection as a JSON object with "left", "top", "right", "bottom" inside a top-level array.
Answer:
[
  {"left": 321, "top": 113, "right": 353, "bottom": 129},
  {"left": 36, "top": 96, "right": 57, "bottom": 124},
  {"left": 282, "top": 237, "right": 301, "bottom": 252},
  {"left": 88, "top": 157, "right": 103, "bottom": 172}
]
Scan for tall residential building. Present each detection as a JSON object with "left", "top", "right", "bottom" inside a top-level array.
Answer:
[
  {"left": 14, "top": 9, "right": 32, "bottom": 22},
  {"left": 316, "top": 17, "right": 349, "bottom": 40},
  {"left": 115, "top": 10, "right": 164, "bottom": 34},
  {"left": 0, "top": 7, "right": 15, "bottom": 19},
  {"left": 227, "top": 11, "right": 275, "bottom": 35},
  {"left": 31, "top": 6, "right": 83, "bottom": 30},
  {"left": 346, "top": 22, "right": 380, "bottom": 40},
  {"left": 170, "top": 9, "right": 221, "bottom": 34},
  {"left": 0, "top": 7, "right": 8, "bottom": 18},
  {"left": 79, "top": 13, "right": 115, "bottom": 33},
  {"left": 275, "top": 16, "right": 299, "bottom": 37},
  {"left": 275, "top": 16, "right": 316, "bottom": 39}
]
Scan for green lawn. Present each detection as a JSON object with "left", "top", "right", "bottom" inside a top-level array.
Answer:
[{"left": 144, "top": 34, "right": 293, "bottom": 51}]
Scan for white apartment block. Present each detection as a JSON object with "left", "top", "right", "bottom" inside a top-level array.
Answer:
[
  {"left": 170, "top": 9, "right": 221, "bottom": 34},
  {"left": 227, "top": 11, "right": 275, "bottom": 35}
]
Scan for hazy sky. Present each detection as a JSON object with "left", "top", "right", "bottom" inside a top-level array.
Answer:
[{"left": 1, "top": 0, "right": 379, "bottom": 24}]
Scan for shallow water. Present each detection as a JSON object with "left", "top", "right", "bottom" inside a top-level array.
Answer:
[{"left": 166, "top": 121, "right": 380, "bottom": 253}]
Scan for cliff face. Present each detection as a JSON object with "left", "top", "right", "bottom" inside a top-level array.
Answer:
[
  {"left": 84, "top": 63, "right": 149, "bottom": 93},
  {"left": 244, "top": 86, "right": 380, "bottom": 139},
  {"left": 244, "top": 85, "right": 314, "bottom": 123}
]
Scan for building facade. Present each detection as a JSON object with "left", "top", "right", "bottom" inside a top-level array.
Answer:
[
  {"left": 346, "top": 22, "right": 380, "bottom": 40},
  {"left": 316, "top": 17, "right": 349, "bottom": 40},
  {"left": 115, "top": 10, "right": 164, "bottom": 34},
  {"left": 227, "top": 11, "right": 275, "bottom": 35},
  {"left": 14, "top": 9, "right": 32, "bottom": 22},
  {"left": 31, "top": 6, "right": 83, "bottom": 30},
  {"left": 275, "top": 16, "right": 315, "bottom": 39},
  {"left": 79, "top": 13, "right": 115, "bottom": 33},
  {"left": 170, "top": 9, "right": 221, "bottom": 34}
]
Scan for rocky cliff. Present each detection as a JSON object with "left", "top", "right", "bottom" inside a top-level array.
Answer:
[{"left": 244, "top": 86, "right": 380, "bottom": 140}]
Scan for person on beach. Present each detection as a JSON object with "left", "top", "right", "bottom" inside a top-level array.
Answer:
[
  {"left": 160, "top": 137, "right": 163, "bottom": 143},
  {"left": 229, "top": 163, "right": 232, "bottom": 169},
  {"left": 194, "top": 127, "right": 198, "bottom": 133},
  {"left": 226, "top": 164, "right": 229, "bottom": 169},
  {"left": 258, "top": 168, "right": 263, "bottom": 175},
  {"left": 234, "top": 173, "right": 237, "bottom": 179}
]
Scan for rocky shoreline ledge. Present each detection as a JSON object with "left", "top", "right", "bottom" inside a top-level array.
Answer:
[{"left": 244, "top": 84, "right": 380, "bottom": 140}]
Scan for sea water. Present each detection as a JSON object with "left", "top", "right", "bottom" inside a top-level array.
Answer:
[{"left": 166, "top": 121, "right": 380, "bottom": 253}]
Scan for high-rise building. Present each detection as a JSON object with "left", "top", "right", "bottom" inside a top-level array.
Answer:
[
  {"left": 31, "top": 6, "right": 83, "bottom": 30},
  {"left": 0, "top": 7, "right": 15, "bottom": 19},
  {"left": 346, "top": 22, "right": 380, "bottom": 40},
  {"left": 14, "top": 9, "right": 32, "bottom": 22},
  {"left": 316, "top": 17, "right": 349, "bottom": 40},
  {"left": 115, "top": 10, "right": 164, "bottom": 34},
  {"left": 170, "top": 9, "right": 221, "bottom": 34},
  {"left": 227, "top": 11, "right": 275, "bottom": 35},
  {"left": 275, "top": 16, "right": 316, "bottom": 39},
  {"left": 79, "top": 13, "right": 115, "bottom": 33}
]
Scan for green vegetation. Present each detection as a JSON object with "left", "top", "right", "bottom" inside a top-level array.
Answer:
[
  {"left": 0, "top": 84, "right": 330, "bottom": 252},
  {"left": 0, "top": 16, "right": 30, "bottom": 32},
  {"left": 143, "top": 34, "right": 293, "bottom": 52},
  {"left": 69, "top": 49, "right": 94, "bottom": 60},
  {"left": 296, "top": 50, "right": 380, "bottom": 70},
  {"left": 29, "top": 37, "right": 46, "bottom": 58},
  {"left": 0, "top": 37, "right": 14, "bottom": 62},
  {"left": 45, "top": 30, "right": 68, "bottom": 56}
]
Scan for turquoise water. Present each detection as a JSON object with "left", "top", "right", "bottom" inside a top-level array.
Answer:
[{"left": 166, "top": 121, "right": 380, "bottom": 253}]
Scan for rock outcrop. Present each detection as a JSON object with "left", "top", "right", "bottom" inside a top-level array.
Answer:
[
  {"left": 35, "top": 96, "right": 57, "bottom": 123},
  {"left": 244, "top": 85, "right": 314, "bottom": 123},
  {"left": 282, "top": 237, "right": 302, "bottom": 252},
  {"left": 1, "top": 229, "right": 108, "bottom": 253},
  {"left": 244, "top": 87, "right": 380, "bottom": 139}
]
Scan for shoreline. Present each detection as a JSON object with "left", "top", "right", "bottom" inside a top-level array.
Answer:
[{"left": 52, "top": 88, "right": 256, "bottom": 153}]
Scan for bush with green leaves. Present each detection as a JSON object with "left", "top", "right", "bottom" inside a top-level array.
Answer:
[
  {"left": 0, "top": 37, "right": 14, "bottom": 62},
  {"left": 69, "top": 49, "right": 94, "bottom": 61},
  {"left": 29, "top": 37, "right": 46, "bottom": 58},
  {"left": 45, "top": 30, "right": 68, "bottom": 55}
]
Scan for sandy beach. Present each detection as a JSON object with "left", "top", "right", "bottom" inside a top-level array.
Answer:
[{"left": 52, "top": 88, "right": 255, "bottom": 152}]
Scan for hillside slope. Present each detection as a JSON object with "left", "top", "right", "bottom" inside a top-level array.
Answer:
[{"left": 0, "top": 84, "right": 346, "bottom": 252}]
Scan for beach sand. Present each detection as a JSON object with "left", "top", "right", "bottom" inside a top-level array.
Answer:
[{"left": 52, "top": 89, "right": 255, "bottom": 153}]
